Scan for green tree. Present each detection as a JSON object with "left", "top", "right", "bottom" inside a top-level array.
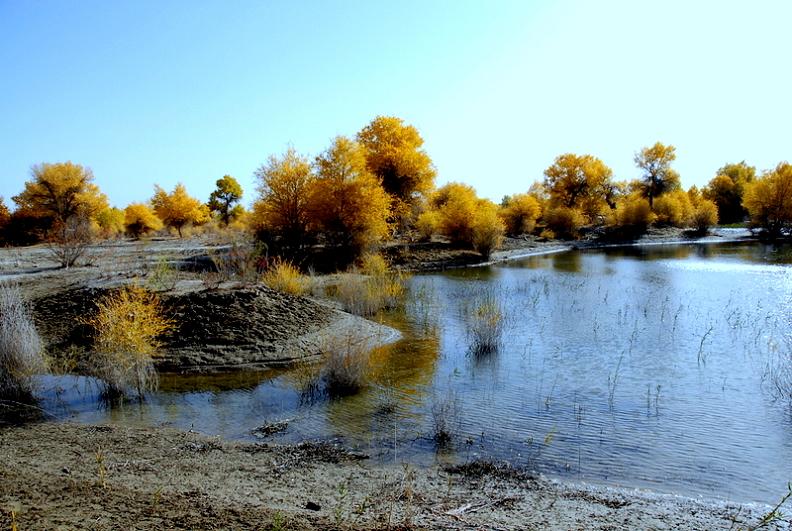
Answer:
[
  {"left": 207, "top": 175, "right": 243, "bottom": 226},
  {"left": 634, "top": 142, "right": 679, "bottom": 207}
]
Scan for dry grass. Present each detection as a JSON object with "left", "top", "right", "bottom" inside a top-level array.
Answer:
[
  {"left": 83, "top": 286, "right": 174, "bottom": 399},
  {"left": 336, "top": 254, "right": 407, "bottom": 317},
  {"left": 466, "top": 295, "right": 505, "bottom": 355},
  {"left": 431, "top": 389, "right": 460, "bottom": 445},
  {"left": 261, "top": 259, "right": 311, "bottom": 296},
  {"left": 321, "top": 334, "right": 371, "bottom": 398},
  {"left": 0, "top": 284, "right": 46, "bottom": 401}
]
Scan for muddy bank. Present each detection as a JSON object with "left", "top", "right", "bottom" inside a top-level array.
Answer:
[
  {"left": 0, "top": 422, "right": 778, "bottom": 530},
  {"left": 31, "top": 285, "right": 398, "bottom": 372}
]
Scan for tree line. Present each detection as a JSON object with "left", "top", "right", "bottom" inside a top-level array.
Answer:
[{"left": 1, "top": 115, "right": 790, "bottom": 265}]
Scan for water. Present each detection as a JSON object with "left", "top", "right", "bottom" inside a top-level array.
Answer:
[{"left": 36, "top": 241, "right": 792, "bottom": 504}]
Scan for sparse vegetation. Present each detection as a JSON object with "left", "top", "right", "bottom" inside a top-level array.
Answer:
[
  {"left": 261, "top": 258, "right": 310, "bottom": 296},
  {"left": 83, "top": 286, "right": 174, "bottom": 398},
  {"left": 336, "top": 255, "right": 406, "bottom": 316},
  {"left": 465, "top": 293, "right": 505, "bottom": 355},
  {"left": 0, "top": 284, "right": 46, "bottom": 401}
]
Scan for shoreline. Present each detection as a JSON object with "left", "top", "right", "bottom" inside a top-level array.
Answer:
[{"left": 0, "top": 421, "right": 778, "bottom": 530}]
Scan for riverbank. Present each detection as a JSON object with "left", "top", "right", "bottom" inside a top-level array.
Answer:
[
  {"left": 0, "top": 421, "right": 775, "bottom": 530},
  {"left": 386, "top": 226, "right": 757, "bottom": 272}
]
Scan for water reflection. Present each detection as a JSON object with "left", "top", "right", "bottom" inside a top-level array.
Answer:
[{"left": 32, "top": 241, "right": 792, "bottom": 505}]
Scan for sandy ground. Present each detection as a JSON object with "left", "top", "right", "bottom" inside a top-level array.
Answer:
[{"left": 0, "top": 422, "right": 780, "bottom": 531}]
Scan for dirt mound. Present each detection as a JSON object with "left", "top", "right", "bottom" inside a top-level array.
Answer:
[{"left": 32, "top": 285, "right": 342, "bottom": 371}]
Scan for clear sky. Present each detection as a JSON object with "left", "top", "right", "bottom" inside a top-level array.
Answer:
[{"left": 1, "top": 0, "right": 790, "bottom": 208}]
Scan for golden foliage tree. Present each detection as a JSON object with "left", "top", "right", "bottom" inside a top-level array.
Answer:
[
  {"left": 500, "top": 193, "right": 541, "bottom": 236},
  {"left": 543, "top": 153, "right": 614, "bottom": 222},
  {"left": 743, "top": 162, "right": 792, "bottom": 237},
  {"left": 85, "top": 286, "right": 174, "bottom": 398},
  {"left": 12, "top": 162, "right": 109, "bottom": 229},
  {"left": 357, "top": 116, "right": 436, "bottom": 214},
  {"left": 704, "top": 161, "right": 755, "bottom": 224},
  {"left": 252, "top": 147, "right": 316, "bottom": 250},
  {"left": 634, "top": 142, "right": 680, "bottom": 207},
  {"left": 0, "top": 197, "right": 9, "bottom": 232},
  {"left": 124, "top": 203, "right": 164, "bottom": 238},
  {"left": 690, "top": 198, "right": 719, "bottom": 233},
  {"left": 96, "top": 207, "right": 125, "bottom": 238},
  {"left": 308, "top": 136, "right": 391, "bottom": 255},
  {"left": 151, "top": 183, "right": 209, "bottom": 237},
  {"left": 207, "top": 175, "right": 243, "bottom": 226}
]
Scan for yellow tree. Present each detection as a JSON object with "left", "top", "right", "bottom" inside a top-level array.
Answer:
[
  {"left": 634, "top": 142, "right": 680, "bottom": 207},
  {"left": 357, "top": 116, "right": 436, "bottom": 214},
  {"left": 308, "top": 136, "right": 391, "bottom": 256},
  {"left": 151, "top": 183, "right": 209, "bottom": 237},
  {"left": 96, "top": 207, "right": 125, "bottom": 238},
  {"left": 704, "top": 161, "right": 755, "bottom": 224},
  {"left": 426, "top": 182, "right": 504, "bottom": 256},
  {"left": 543, "top": 154, "right": 614, "bottom": 222},
  {"left": 12, "top": 162, "right": 108, "bottom": 227},
  {"left": 124, "top": 203, "right": 164, "bottom": 238},
  {"left": 499, "top": 193, "right": 541, "bottom": 235},
  {"left": 743, "top": 162, "right": 792, "bottom": 237},
  {"left": 252, "top": 147, "right": 316, "bottom": 250}
]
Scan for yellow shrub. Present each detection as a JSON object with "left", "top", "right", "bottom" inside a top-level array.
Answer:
[
  {"left": 261, "top": 259, "right": 309, "bottom": 296},
  {"left": 415, "top": 210, "right": 439, "bottom": 240},
  {"left": 608, "top": 194, "right": 655, "bottom": 229},
  {"left": 124, "top": 203, "right": 163, "bottom": 238},
  {"left": 85, "top": 286, "right": 173, "bottom": 397},
  {"left": 500, "top": 193, "right": 541, "bottom": 235},
  {"left": 544, "top": 207, "right": 586, "bottom": 239},
  {"left": 472, "top": 202, "right": 505, "bottom": 258},
  {"left": 432, "top": 182, "right": 479, "bottom": 244},
  {"left": 359, "top": 253, "right": 389, "bottom": 277},
  {"left": 653, "top": 190, "right": 693, "bottom": 227},
  {"left": 691, "top": 198, "right": 718, "bottom": 233}
]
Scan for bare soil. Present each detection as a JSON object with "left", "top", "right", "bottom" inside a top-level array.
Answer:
[{"left": 0, "top": 422, "right": 775, "bottom": 530}]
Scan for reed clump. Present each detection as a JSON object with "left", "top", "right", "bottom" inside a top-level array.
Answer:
[{"left": 336, "top": 254, "right": 407, "bottom": 317}]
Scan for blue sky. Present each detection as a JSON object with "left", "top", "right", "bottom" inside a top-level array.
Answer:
[{"left": 1, "top": 0, "right": 790, "bottom": 208}]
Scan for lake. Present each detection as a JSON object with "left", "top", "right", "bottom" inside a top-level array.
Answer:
[{"left": 38, "top": 241, "right": 792, "bottom": 504}]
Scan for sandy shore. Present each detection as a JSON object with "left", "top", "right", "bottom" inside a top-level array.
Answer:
[{"left": 0, "top": 422, "right": 778, "bottom": 530}]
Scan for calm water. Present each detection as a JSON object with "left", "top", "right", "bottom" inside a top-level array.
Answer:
[{"left": 37, "top": 242, "right": 792, "bottom": 504}]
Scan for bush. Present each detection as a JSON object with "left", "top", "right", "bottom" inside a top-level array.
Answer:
[
  {"left": 47, "top": 216, "right": 94, "bottom": 268},
  {"left": 84, "top": 286, "right": 174, "bottom": 398},
  {"left": 471, "top": 206, "right": 505, "bottom": 259},
  {"left": 415, "top": 210, "right": 439, "bottom": 241},
  {"left": 261, "top": 259, "right": 310, "bottom": 296},
  {"left": 0, "top": 284, "right": 46, "bottom": 401},
  {"left": 653, "top": 190, "right": 693, "bottom": 227},
  {"left": 500, "top": 193, "right": 541, "bottom": 236},
  {"left": 544, "top": 207, "right": 585, "bottom": 239},
  {"left": 608, "top": 194, "right": 655, "bottom": 233},
  {"left": 691, "top": 199, "right": 719, "bottom": 233},
  {"left": 124, "top": 203, "right": 163, "bottom": 238}
]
